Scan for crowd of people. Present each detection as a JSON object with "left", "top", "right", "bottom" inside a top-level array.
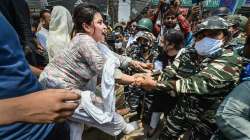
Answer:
[{"left": 0, "top": 0, "right": 250, "bottom": 140}]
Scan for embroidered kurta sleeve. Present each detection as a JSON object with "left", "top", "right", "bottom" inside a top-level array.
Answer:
[
  {"left": 114, "top": 53, "right": 132, "bottom": 69},
  {"left": 78, "top": 37, "right": 105, "bottom": 75}
]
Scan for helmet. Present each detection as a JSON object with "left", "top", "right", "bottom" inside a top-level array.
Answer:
[
  {"left": 195, "top": 16, "right": 229, "bottom": 35},
  {"left": 227, "top": 15, "right": 248, "bottom": 31},
  {"left": 211, "top": 7, "right": 231, "bottom": 17},
  {"left": 137, "top": 18, "right": 153, "bottom": 32},
  {"left": 134, "top": 31, "right": 156, "bottom": 46}
]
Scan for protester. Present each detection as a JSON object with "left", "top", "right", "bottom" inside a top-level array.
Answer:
[
  {"left": 162, "top": 8, "right": 193, "bottom": 47},
  {"left": 0, "top": 12, "right": 80, "bottom": 140},
  {"left": 47, "top": 6, "right": 73, "bottom": 61},
  {"left": 39, "top": 4, "right": 150, "bottom": 139}
]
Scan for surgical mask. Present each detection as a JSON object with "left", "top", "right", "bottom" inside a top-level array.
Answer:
[
  {"left": 194, "top": 37, "right": 223, "bottom": 56},
  {"left": 115, "top": 42, "right": 123, "bottom": 49}
]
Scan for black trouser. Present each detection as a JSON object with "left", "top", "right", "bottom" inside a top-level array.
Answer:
[
  {"left": 150, "top": 93, "right": 178, "bottom": 113},
  {"left": 125, "top": 85, "right": 156, "bottom": 123}
]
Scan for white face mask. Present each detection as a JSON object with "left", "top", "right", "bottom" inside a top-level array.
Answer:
[
  {"left": 115, "top": 42, "right": 123, "bottom": 49},
  {"left": 194, "top": 37, "right": 223, "bottom": 56}
]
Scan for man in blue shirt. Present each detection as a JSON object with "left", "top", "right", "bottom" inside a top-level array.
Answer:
[{"left": 0, "top": 12, "right": 80, "bottom": 140}]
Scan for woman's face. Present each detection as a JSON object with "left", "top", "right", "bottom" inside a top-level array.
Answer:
[{"left": 88, "top": 12, "right": 107, "bottom": 42}]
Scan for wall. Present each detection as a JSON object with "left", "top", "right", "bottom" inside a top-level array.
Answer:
[{"left": 118, "top": 0, "right": 131, "bottom": 22}]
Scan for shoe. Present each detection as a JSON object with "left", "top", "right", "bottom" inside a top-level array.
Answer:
[{"left": 123, "top": 121, "right": 140, "bottom": 134}]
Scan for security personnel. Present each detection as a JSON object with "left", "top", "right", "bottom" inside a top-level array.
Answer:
[
  {"left": 226, "top": 15, "right": 248, "bottom": 55},
  {"left": 135, "top": 16, "right": 243, "bottom": 140},
  {"left": 124, "top": 30, "right": 157, "bottom": 123}
]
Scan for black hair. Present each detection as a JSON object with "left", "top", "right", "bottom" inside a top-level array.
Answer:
[
  {"left": 163, "top": 8, "right": 177, "bottom": 19},
  {"left": 72, "top": 4, "right": 101, "bottom": 34},
  {"left": 31, "top": 13, "right": 40, "bottom": 28},
  {"left": 39, "top": 9, "right": 50, "bottom": 19},
  {"left": 31, "top": 20, "right": 39, "bottom": 29},
  {"left": 163, "top": 29, "right": 184, "bottom": 50}
]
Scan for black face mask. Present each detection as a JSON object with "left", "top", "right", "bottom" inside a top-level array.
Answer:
[{"left": 139, "top": 44, "right": 149, "bottom": 53}]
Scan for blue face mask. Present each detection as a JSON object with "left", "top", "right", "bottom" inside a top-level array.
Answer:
[{"left": 194, "top": 37, "right": 223, "bottom": 56}]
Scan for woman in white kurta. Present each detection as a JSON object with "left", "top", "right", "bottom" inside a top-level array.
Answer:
[{"left": 39, "top": 4, "right": 150, "bottom": 140}]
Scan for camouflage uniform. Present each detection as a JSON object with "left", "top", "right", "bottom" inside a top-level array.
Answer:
[
  {"left": 125, "top": 31, "right": 158, "bottom": 60},
  {"left": 227, "top": 33, "right": 246, "bottom": 56},
  {"left": 156, "top": 17, "right": 243, "bottom": 140},
  {"left": 226, "top": 15, "right": 248, "bottom": 56},
  {"left": 124, "top": 31, "right": 158, "bottom": 120},
  {"left": 157, "top": 47, "right": 242, "bottom": 139}
]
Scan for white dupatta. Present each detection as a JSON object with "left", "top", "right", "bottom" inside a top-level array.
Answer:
[
  {"left": 97, "top": 43, "right": 121, "bottom": 117},
  {"left": 76, "top": 43, "right": 121, "bottom": 124},
  {"left": 47, "top": 6, "right": 73, "bottom": 61}
]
